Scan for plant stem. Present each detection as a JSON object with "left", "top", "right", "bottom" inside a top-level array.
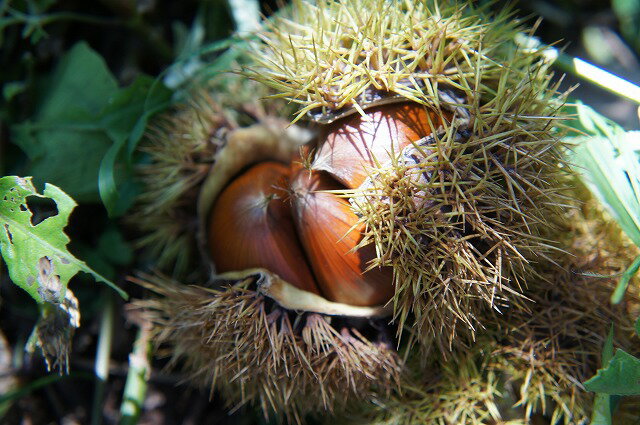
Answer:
[
  {"left": 3, "top": 8, "right": 173, "bottom": 63},
  {"left": 91, "top": 291, "right": 114, "bottom": 425},
  {"left": 119, "top": 322, "right": 152, "bottom": 425}
]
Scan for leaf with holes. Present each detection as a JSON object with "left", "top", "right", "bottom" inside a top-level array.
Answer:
[{"left": 0, "top": 176, "right": 126, "bottom": 302}]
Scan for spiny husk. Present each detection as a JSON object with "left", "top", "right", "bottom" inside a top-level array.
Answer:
[
  {"left": 484, "top": 190, "right": 640, "bottom": 424},
  {"left": 130, "top": 74, "right": 294, "bottom": 276},
  {"left": 338, "top": 276, "right": 638, "bottom": 425},
  {"left": 350, "top": 59, "right": 570, "bottom": 354},
  {"left": 133, "top": 273, "right": 402, "bottom": 423},
  {"left": 250, "top": 0, "right": 573, "bottom": 354},
  {"left": 488, "top": 275, "right": 638, "bottom": 424},
  {"left": 337, "top": 192, "right": 640, "bottom": 425},
  {"left": 249, "top": 0, "right": 526, "bottom": 122},
  {"left": 130, "top": 2, "right": 639, "bottom": 423},
  {"left": 337, "top": 339, "right": 519, "bottom": 425},
  {"left": 129, "top": 92, "right": 232, "bottom": 276}
]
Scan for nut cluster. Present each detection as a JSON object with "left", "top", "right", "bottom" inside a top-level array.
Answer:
[
  {"left": 250, "top": 0, "right": 572, "bottom": 354},
  {"left": 208, "top": 102, "right": 435, "bottom": 307}
]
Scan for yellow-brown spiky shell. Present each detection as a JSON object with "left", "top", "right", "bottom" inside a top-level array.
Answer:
[
  {"left": 334, "top": 192, "right": 640, "bottom": 425},
  {"left": 250, "top": 0, "right": 522, "bottom": 121},
  {"left": 134, "top": 273, "right": 401, "bottom": 423},
  {"left": 129, "top": 92, "right": 228, "bottom": 276},
  {"left": 130, "top": 77, "right": 402, "bottom": 421},
  {"left": 251, "top": 0, "right": 571, "bottom": 354}
]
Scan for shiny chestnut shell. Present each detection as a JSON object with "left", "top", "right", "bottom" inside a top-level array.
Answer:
[
  {"left": 290, "top": 167, "right": 394, "bottom": 306},
  {"left": 208, "top": 161, "right": 320, "bottom": 295},
  {"left": 313, "top": 102, "right": 442, "bottom": 188}
]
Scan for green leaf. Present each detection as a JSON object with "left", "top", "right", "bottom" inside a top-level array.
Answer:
[
  {"left": 72, "top": 226, "right": 133, "bottom": 280},
  {"left": 12, "top": 42, "right": 117, "bottom": 203},
  {"left": 584, "top": 349, "right": 640, "bottom": 395},
  {"left": 98, "top": 226, "right": 133, "bottom": 266},
  {"left": 612, "top": 0, "right": 640, "bottom": 51},
  {"left": 568, "top": 133, "right": 640, "bottom": 247},
  {"left": 635, "top": 316, "right": 640, "bottom": 336},
  {"left": 3, "top": 81, "right": 27, "bottom": 102},
  {"left": 590, "top": 325, "right": 616, "bottom": 425},
  {"left": 566, "top": 102, "right": 640, "bottom": 303},
  {"left": 566, "top": 101, "right": 622, "bottom": 139},
  {"left": 1, "top": 176, "right": 126, "bottom": 372},
  {"left": 0, "top": 176, "right": 126, "bottom": 301},
  {"left": 12, "top": 42, "right": 172, "bottom": 215},
  {"left": 602, "top": 325, "right": 615, "bottom": 365},
  {"left": 96, "top": 75, "right": 172, "bottom": 216}
]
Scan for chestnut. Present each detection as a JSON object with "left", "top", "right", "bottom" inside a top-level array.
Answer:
[
  {"left": 290, "top": 168, "right": 394, "bottom": 306},
  {"left": 312, "top": 102, "right": 444, "bottom": 188},
  {"left": 133, "top": 0, "right": 593, "bottom": 421},
  {"left": 208, "top": 159, "right": 395, "bottom": 306},
  {"left": 208, "top": 161, "right": 320, "bottom": 295}
]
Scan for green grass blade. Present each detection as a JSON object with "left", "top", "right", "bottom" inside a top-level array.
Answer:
[
  {"left": 611, "top": 255, "right": 640, "bottom": 304},
  {"left": 590, "top": 325, "right": 616, "bottom": 425},
  {"left": 0, "top": 372, "right": 92, "bottom": 404},
  {"left": 516, "top": 34, "right": 640, "bottom": 105},
  {"left": 91, "top": 291, "right": 115, "bottom": 425}
]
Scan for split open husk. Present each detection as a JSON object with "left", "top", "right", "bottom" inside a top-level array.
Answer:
[{"left": 131, "top": 80, "right": 401, "bottom": 422}]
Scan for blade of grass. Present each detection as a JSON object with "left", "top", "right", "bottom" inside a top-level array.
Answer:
[
  {"left": 226, "top": 0, "right": 260, "bottom": 34},
  {"left": 516, "top": 34, "right": 640, "bottom": 104},
  {"left": 556, "top": 54, "right": 640, "bottom": 104},
  {"left": 566, "top": 104, "right": 640, "bottom": 303},
  {"left": 0, "top": 372, "right": 93, "bottom": 404},
  {"left": 590, "top": 325, "right": 616, "bottom": 425},
  {"left": 611, "top": 255, "right": 640, "bottom": 304}
]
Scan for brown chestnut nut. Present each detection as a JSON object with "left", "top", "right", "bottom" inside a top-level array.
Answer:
[
  {"left": 313, "top": 102, "right": 443, "bottom": 188},
  {"left": 208, "top": 161, "right": 320, "bottom": 295},
  {"left": 290, "top": 167, "right": 394, "bottom": 306}
]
